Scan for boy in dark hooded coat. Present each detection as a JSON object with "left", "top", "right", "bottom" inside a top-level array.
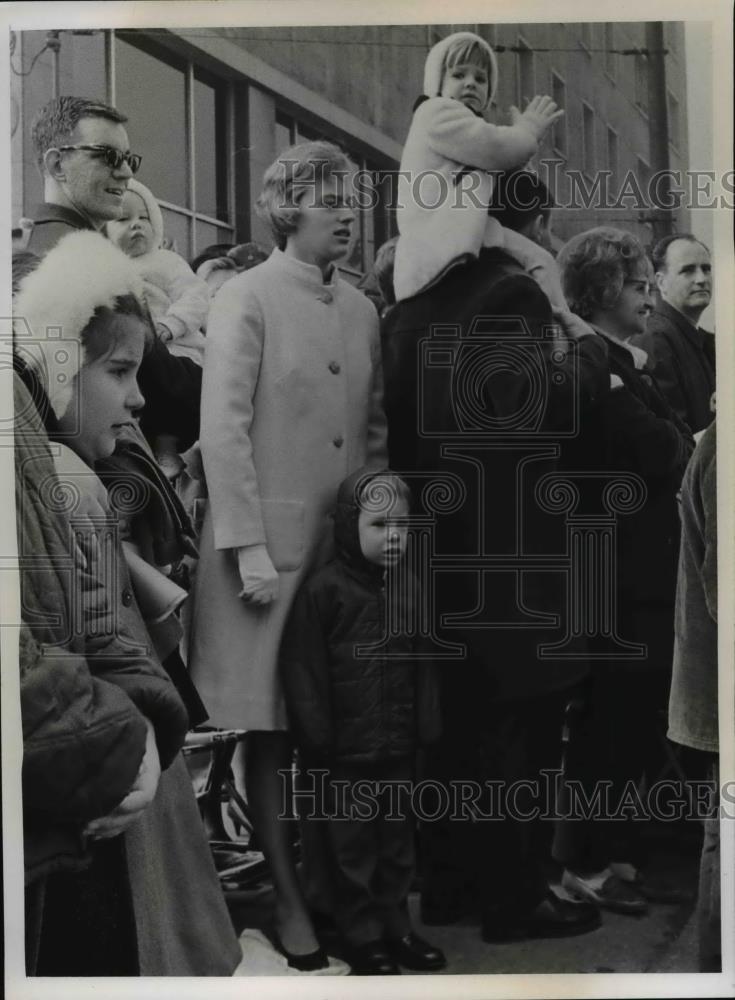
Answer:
[{"left": 280, "top": 467, "right": 444, "bottom": 975}]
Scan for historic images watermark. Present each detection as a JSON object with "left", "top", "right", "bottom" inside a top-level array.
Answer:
[
  {"left": 279, "top": 768, "right": 732, "bottom": 823},
  {"left": 278, "top": 158, "right": 735, "bottom": 212}
]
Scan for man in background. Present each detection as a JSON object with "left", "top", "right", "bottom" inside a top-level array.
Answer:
[{"left": 632, "top": 234, "right": 715, "bottom": 435}]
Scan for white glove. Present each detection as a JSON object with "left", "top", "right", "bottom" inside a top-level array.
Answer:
[
  {"left": 510, "top": 95, "right": 564, "bottom": 142},
  {"left": 236, "top": 544, "right": 279, "bottom": 606}
]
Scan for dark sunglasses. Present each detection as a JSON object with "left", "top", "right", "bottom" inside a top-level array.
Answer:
[{"left": 54, "top": 143, "right": 142, "bottom": 174}]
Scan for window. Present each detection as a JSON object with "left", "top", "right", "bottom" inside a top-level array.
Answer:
[
  {"left": 635, "top": 49, "right": 649, "bottom": 114},
  {"left": 603, "top": 23, "right": 617, "bottom": 80},
  {"left": 114, "top": 31, "right": 233, "bottom": 260},
  {"left": 667, "top": 90, "right": 681, "bottom": 149},
  {"left": 606, "top": 125, "right": 619, "bottom": 178},
  {"left": 517, "top": 36, "right": 535, "bottom": 107},
  {"left": 274, "top": 111, "right": 321, "bottom": 153},
  {"left": 551, "top": 72, "right": 567, "bottom": 156},
  {"left": 582, "top": 102, "right": 595, "bottom": 176}
]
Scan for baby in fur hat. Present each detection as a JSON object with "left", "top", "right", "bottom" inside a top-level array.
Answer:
[
  {"left": 394, "top": 31, "right": 566, "bottom": 306},
  {"left": 106, "top": 178, "right": 209, "bottom": 368},
  {"left": 106, "top": 179, "right": 210, "bottom": 478}
]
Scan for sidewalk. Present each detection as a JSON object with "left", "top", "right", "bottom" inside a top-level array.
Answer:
[{"left": 227, "top": 842, "right": 699, "bottom": 975}]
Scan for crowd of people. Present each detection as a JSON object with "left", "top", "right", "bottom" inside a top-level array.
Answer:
[{"left": 13, "top": 28, "right": 719, "bottom": 979}]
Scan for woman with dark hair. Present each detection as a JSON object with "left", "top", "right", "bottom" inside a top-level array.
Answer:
[{"left": 553, "top": 227, "right": 694, "bottom": 916}]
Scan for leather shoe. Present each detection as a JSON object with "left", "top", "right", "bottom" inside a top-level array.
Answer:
[
  {"left": 347, "top": 941, "right": 401, "bottom": 975},
  {"left": 385, "top": 931, "right": 447, "bottom": 971},
  {"left": 482, "top": 891, "right": 601, "bottom": 942}
]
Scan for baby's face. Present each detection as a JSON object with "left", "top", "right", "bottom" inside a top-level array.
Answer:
[
  {"left": 440, "top": 62, "right": 489, "bottom": 113},
  {"left": 358, "top": 495, "right": 409, "bottom": 569},
  {"left": 106, "top": 190, "right": 155, "bottom": 258}
]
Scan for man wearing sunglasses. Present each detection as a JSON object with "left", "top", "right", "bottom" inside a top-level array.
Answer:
[
  {"left": 24, "top": 96, "right": 202, "bottom": 453},
  {"left": 27, "top": 96, "right": 140, "bottom": 255}
]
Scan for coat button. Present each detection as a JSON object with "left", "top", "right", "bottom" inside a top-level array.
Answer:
[
  {"left": 318, "top": 291, "right": 333, "bottom": 304},
  {"left": 122, "top": 588, "right": 134, "bottom": 607},
  {"left": 333, "top": 435, "right": 344, "bottom": 448},
  {"left": 328, "top": 361, "right": 341, "bottom": 374}
]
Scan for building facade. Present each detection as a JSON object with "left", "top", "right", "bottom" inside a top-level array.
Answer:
[{"left": 11, "top": 21, "right": 691, "bottom": 272}]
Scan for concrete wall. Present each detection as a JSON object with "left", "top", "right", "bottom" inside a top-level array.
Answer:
[{"left": 11, "top": 22, "right": 693, "bottom": 255}]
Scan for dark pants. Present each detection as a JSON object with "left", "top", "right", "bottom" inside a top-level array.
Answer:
[
  {"left": 553, "top": 661, "right": 671, "bottom": 873},
  {"left": 304, "top": 757, "right": 415, "bottom": 946},
  {"left": 421, "top": 687, "right": 568, "bottom": 921},
  {"left": 31, "top": 837, "right": 139, "bottom": 976}
]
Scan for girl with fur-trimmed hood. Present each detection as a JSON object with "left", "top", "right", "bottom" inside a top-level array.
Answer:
[
  {"left": 394, "top": 31, "right": 565, "bottom": 304},
  {"left": 13, "top": 231, "right": 240, "bottom": 976}
]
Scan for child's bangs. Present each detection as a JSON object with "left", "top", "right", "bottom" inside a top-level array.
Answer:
[{"left": 444, "top": 39, "right": 492, "bottom": 74}]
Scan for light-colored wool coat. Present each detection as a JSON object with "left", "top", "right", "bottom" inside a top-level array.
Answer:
[
  {"left": 394, "top": 31, "right": 539, "bottom": 302},
  {"left": 188, "top": 248, "right": 388, "bottom": 729}
]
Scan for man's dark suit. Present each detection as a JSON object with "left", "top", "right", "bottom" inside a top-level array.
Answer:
[{"left": 632, "top": 299, "right": 715, "bottom": 434}]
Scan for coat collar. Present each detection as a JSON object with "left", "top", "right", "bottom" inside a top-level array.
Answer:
[
  {"left": 655, "top": 298, "right": 710, "bottom": 344},
  {"left": 591, "top": 324, "right": 648, "bottom": 369},
  {"left": 269, "top": 247, "right": 338, "bottom": 290},
  {"left": 30, "top": 201, "right": 96, "bottom": 230}
]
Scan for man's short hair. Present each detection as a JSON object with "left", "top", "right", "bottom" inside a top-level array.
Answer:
[
  {"left": 558, "top": 226, "right": 651, "bottom": 321},
  {"left": 487, "top": 170, "right": 554, "bottom": 232},
  {"left": 651, "top": 233, "right": 710, "bottom": 273},
  {"left": 31, "top": 96, "right": 128, "bottom": 173}
]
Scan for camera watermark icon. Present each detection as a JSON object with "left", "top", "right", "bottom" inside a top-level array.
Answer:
[{"left": 419, "top": 318, "right": 580, "bottom": 440}]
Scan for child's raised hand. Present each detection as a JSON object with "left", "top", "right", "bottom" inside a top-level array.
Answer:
[{"left": 511, "top": 95, "right": 564, "bottom": 140}]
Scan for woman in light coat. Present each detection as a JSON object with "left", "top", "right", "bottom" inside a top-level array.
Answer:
[{"left": 188, "top": 141, "right": 387, "bottom": 967}]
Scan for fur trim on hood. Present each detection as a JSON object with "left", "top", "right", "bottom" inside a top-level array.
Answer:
[
  {"left": 13, "top": 230, "right": 144, "bottom": 419},
  {"left": 126, "top": 178, "right": 165, "bottom": 248},
  {"left": 423, "top": 31, "right": 498, "bottom": 108}
]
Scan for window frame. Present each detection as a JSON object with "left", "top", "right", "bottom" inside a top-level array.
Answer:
[
  {"left": 582, "top": 100, "right": 596, "bottom": 178},
  {"left": 110, "top": 29, "right": 235, "bottom": 260},
  {"left": 667, "top": 88, "right": 681, "bottom": 151},
  {"left": 606, "top": 123, "right": 619, "bottom": 179},
  {"left": 516, "top": 34, "right": 535, "bottom": 108},
  {"left": 550, "top": 70, "right": 567, "bottom": 158}
]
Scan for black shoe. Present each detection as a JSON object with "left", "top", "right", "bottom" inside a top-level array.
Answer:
[
  {"left": 263, "top": 925, "right": 329, "bottom": 971},
  {"left": 347, "top": 940, "right": 401, "bottom": 975},
  {"left": 481, "top": 892, "right": 601, "bottom": 943},
  {"left": 385, "top": 931, "right": 447, "bottom": 971}
]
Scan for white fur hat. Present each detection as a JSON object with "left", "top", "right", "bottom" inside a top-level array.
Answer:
[
  {"left": 423, "top": 31, "right": 498, "bottom": 108},
  {"left": 13, "top": 230, "right": 144, "bottom": 419},
  {"left": 125, "top": 178, "right": 164, "bottom": 248}
]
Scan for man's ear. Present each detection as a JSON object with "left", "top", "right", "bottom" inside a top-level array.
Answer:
[
  {"left": 42, "top": 147, "right": 65, "bottom": 181},
  {"left": 529, "top": 213, "right": 545, "bottom": 245},
  {"left": 654, "top": 269, "right": 666, "bottom": 293}
]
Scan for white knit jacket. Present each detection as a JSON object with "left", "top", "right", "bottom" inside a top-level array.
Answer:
[{"left": 394, "top": 31, "right": 539, "bottom": 302}]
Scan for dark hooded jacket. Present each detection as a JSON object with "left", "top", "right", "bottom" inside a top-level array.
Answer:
[{"left": 280, "top": 468, "right": 441, "bottom": 764}]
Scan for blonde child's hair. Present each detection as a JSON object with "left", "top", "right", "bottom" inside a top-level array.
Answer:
[
  {"left": 423, "top": 31, "right": 498, "bottom": 105},
  {"left": 443, "top": 36, "right": 494, "bottom": 81}
]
